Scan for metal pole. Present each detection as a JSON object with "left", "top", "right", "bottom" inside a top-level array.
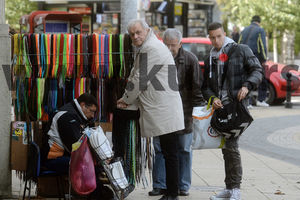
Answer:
[
  {"left": 167, "top": 0, "right": 175, "bottom": 28},
  {"left": 285, "top": 72, "right": 293, "bottom": 108},
  {"left": 0, "top": 0, "right": 12, "bottom": 197},
  {"left": 120, "top": 0, "right": 137, "bottom": 34},
  {"left": 0, "top": 0, "right": 4, "bottom": 24}
]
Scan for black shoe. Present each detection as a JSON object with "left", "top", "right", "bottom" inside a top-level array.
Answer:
[
  {"left": 179, "top": 190, "right": 189, "bottom": 196},
  {"left": 148, "top": 188, "right": 166, "bottom": 196},
  {"left": 158, "top": 195, "right": 179, "bottom": 200}
]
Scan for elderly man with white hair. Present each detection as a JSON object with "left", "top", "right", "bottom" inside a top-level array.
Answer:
[{"left": 117, "top": 20, "right": 185, "bottom": 200}]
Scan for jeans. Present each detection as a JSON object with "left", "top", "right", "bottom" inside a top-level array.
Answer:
[
  {"left": 258, "top": 77, "right": 268, "bottom": 102},
  {"left": 222, "top": 137, "right": 242, "bottom": 189},
  {"left": 153, "top": 133, "right": 193, "bottom": 191},
  {"left": 159, "top": 132, "right": 179, "bottom": 197}
]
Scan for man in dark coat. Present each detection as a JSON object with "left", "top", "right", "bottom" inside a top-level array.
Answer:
[
  {"left": 148, "top": 28, "right": 204, "bottom": 197},
  {"left": 239, "top": 15, "right": 269, "bottom": 107},
  {"left": 202, "top": 22, "right": 263, "bottom": 200}
]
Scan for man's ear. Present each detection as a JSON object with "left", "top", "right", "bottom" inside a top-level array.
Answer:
[{"left": 79, "top": 102, "right": 85, "bottom": 108}]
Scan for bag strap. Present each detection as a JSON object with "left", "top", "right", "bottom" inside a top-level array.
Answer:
[
  {"left": 221, "top": 44, "right": 238, "bottom": 87},
  {"left": 207, "top": 96, "right": 215, "bottom": 110}
]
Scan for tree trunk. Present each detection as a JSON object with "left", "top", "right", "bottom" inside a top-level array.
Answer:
[
  {"left": 273, "top": 28, "right": 278, "bottom": 63},
  {"left": 282, "top": 29, "right": 295, "bottom": 64}
]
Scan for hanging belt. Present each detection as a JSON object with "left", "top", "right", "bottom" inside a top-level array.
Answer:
[
  {"left": 109, "top": 34, "right": 113, "bottom": 78},
  {"left": 119, "top": 34, "right": 124, "bottom": 78},
  {"left": 61, "top": 34, "right": 68, "bottom": 79},
  {"left": 104, "top": 34, "right": 109, "bottom": 78},
  {"left": 69, "top": 34, "right": 74, "bottom": 77},
  {"left": 100, "top": 34, "right": 105, "bottom": 77}
]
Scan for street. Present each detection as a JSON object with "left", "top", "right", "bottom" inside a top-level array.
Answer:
[{"left": 241, "top": 97, "right": 300, "bottom": 166}]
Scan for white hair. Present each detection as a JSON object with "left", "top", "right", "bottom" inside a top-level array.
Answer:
[
  {"left": 163, "top": 28, "right": 182, "bottom": 43},
  {"left": 127, "top": 19, "right": 150, "bottom": 32}
]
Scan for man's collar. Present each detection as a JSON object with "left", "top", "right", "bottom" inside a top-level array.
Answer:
[{"left": 74, "top": 99, "right": 88, "bottom": 120}]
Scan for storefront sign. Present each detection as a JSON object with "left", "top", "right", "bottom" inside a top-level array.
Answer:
[
  {"left": 174, "top": 3, "right": 182, "bottom": 16},
  {"left": 69, "top": 7, "right": 91, "bottom": 15}
]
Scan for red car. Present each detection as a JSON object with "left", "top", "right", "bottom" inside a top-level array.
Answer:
[{"left": 181, "top": 37, "right": 300, "bottom": 104}]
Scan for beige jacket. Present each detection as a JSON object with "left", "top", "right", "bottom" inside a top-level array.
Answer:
[{"left": 122, "top": 29, "right": 184, "bottom": 137}]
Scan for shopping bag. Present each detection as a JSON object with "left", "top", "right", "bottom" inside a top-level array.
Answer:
[
  {"left": 102, "top": 158, "right": 129, "bottom": 191},
  {"left": 70, "top": 135, "right": 97, "bottom": 195},
  {"left": 84, "top": 126, "right": 113, "bottom": 160},
  {"left": 192, "top": 97, "right": 225, "bottom": 150}
]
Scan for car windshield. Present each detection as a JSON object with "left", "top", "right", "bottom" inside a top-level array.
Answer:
[{"left": 182, "top": 43, "right": 211, "bottom": 62}]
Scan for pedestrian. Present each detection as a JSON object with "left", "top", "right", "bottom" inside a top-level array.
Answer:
[
  {"left": 148, "top": 28, "right": 205, "bottom": 197},
  {"left": 202, "top": 22, "right": 263, "bottom": 200},
  {"left": 231, "top": 25, "right": 240, "bottom": 43},
  {"left": 117, "top": 19, "right": 185, "bottom": 200},
  {"left": 239, "top": 15, "right": 269, "bottom": 107}
]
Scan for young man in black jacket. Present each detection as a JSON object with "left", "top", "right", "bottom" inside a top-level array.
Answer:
[{"left": 202, "top": 22, "right": 263, "bottom": 200}]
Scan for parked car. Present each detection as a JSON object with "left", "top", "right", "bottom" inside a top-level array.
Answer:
[{"left": 181, "top": 37, "right": 300, "bottom": 104}]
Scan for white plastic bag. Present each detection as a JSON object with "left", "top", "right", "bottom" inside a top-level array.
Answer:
[
  {"left": 192, "top": 105, "right": 225, "bottom": 150},
  {"left": 84, "top": 126, "right": 113, "bottom": 160}
]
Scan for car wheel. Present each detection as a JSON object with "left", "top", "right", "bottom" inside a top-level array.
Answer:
[
  {"left": 266, "top": 83, "right": 286, "bottom": 105},
  {"left": 266, "top": 83, "right": 275, "bottom": 105}
]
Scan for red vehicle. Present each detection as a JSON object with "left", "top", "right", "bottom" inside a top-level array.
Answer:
[
  {"left": 20, "top": 11, "right": 82, "bottom": 34},
  {"left": 181, "top": 37, "right": 300, "bottom": 104}
]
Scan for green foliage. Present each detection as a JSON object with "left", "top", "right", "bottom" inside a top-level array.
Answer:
[
  {"left": 295, "top": 30, "right": 300, "bottom": 56},
  {"left": 5, "top": 0, "right": 37, "bottom": 30},
  {"left": 217, "top": 0, "right": 300, "bottom": 59},
  {"left": 217, "top": 0, "right": 300, "bottom": 33}
]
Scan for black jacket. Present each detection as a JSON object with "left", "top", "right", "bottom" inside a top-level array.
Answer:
[
  {"left": 202, "top": 43, "right": 263, "bottom": 103},
  {"left": 41, "top": 100, "right": 92, "bottom": 161},
  {"left": 239, "top": 23, "right": 267, "bottom": 63},
  {"left": 176, "top": 47, "right": 204, "bottom": 134}
]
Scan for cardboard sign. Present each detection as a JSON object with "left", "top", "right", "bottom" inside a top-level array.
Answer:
[{"left": 11, "top": 121, "right": 30, "bottom": 171}]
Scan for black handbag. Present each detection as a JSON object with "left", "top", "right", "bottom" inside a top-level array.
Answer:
[{"left": 211, "top": 100, "right": 253, "bottom": 138}]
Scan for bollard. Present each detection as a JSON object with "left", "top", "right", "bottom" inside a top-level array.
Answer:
[{"left": 285, "top": 72, "right": 293, "bottom": 108}]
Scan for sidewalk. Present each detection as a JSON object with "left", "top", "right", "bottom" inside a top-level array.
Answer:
[
  {"left": 127, "top": 148, "right": 300, "bottom": 200},
  {"left": 11, "top": 100, "right": 300, "bottom": 200}
]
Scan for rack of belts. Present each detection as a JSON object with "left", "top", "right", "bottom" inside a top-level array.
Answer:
[{"left": 11, "top": 33, "right": 134, "bottom": 122}]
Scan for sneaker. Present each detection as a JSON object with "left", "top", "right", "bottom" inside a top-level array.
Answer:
[
  {"left": 256, "top": 101, "right": 269, "bottom": 107},
  {"left": 210, "top": 189, "right": 231, "bottom": 200},
  {"left": 229, "top": 188, "right": 241, "bottom": 200}
]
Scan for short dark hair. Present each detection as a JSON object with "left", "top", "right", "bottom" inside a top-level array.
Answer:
[
  {"left": 251, "top": 15, "right": 261, "bottom": 23},
  {"left": 77, "top": 93, "right": 98, "bottom": 109},
  {"left": 208, "top": 22, "right": 223, "bottom": 32}
]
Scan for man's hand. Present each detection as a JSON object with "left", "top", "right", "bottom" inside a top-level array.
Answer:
[
  {"left": 213, "top": 98, "right": 223, "bottom": 110},
  {"left": 117, "top": 99, "right": 129, "bottom": 109},
  {"left": 237, "top": 86, "right": 249, "bottom": 101}
]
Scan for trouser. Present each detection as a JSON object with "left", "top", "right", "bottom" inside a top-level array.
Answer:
[
  {"left": 152, "top": 133, "right": 193, "bottom": 191},
  {"left": 222, "top": 137, "right": 242, "bottom": 189},
  {"left": 43, "top": 156, "right": 70, "bottom": 174},
  {"left": 159, "top": 132, "right": 179, "bottom": 197},
  {"left": 258, "top": 77, "right": 268, "bottom": 102}
]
